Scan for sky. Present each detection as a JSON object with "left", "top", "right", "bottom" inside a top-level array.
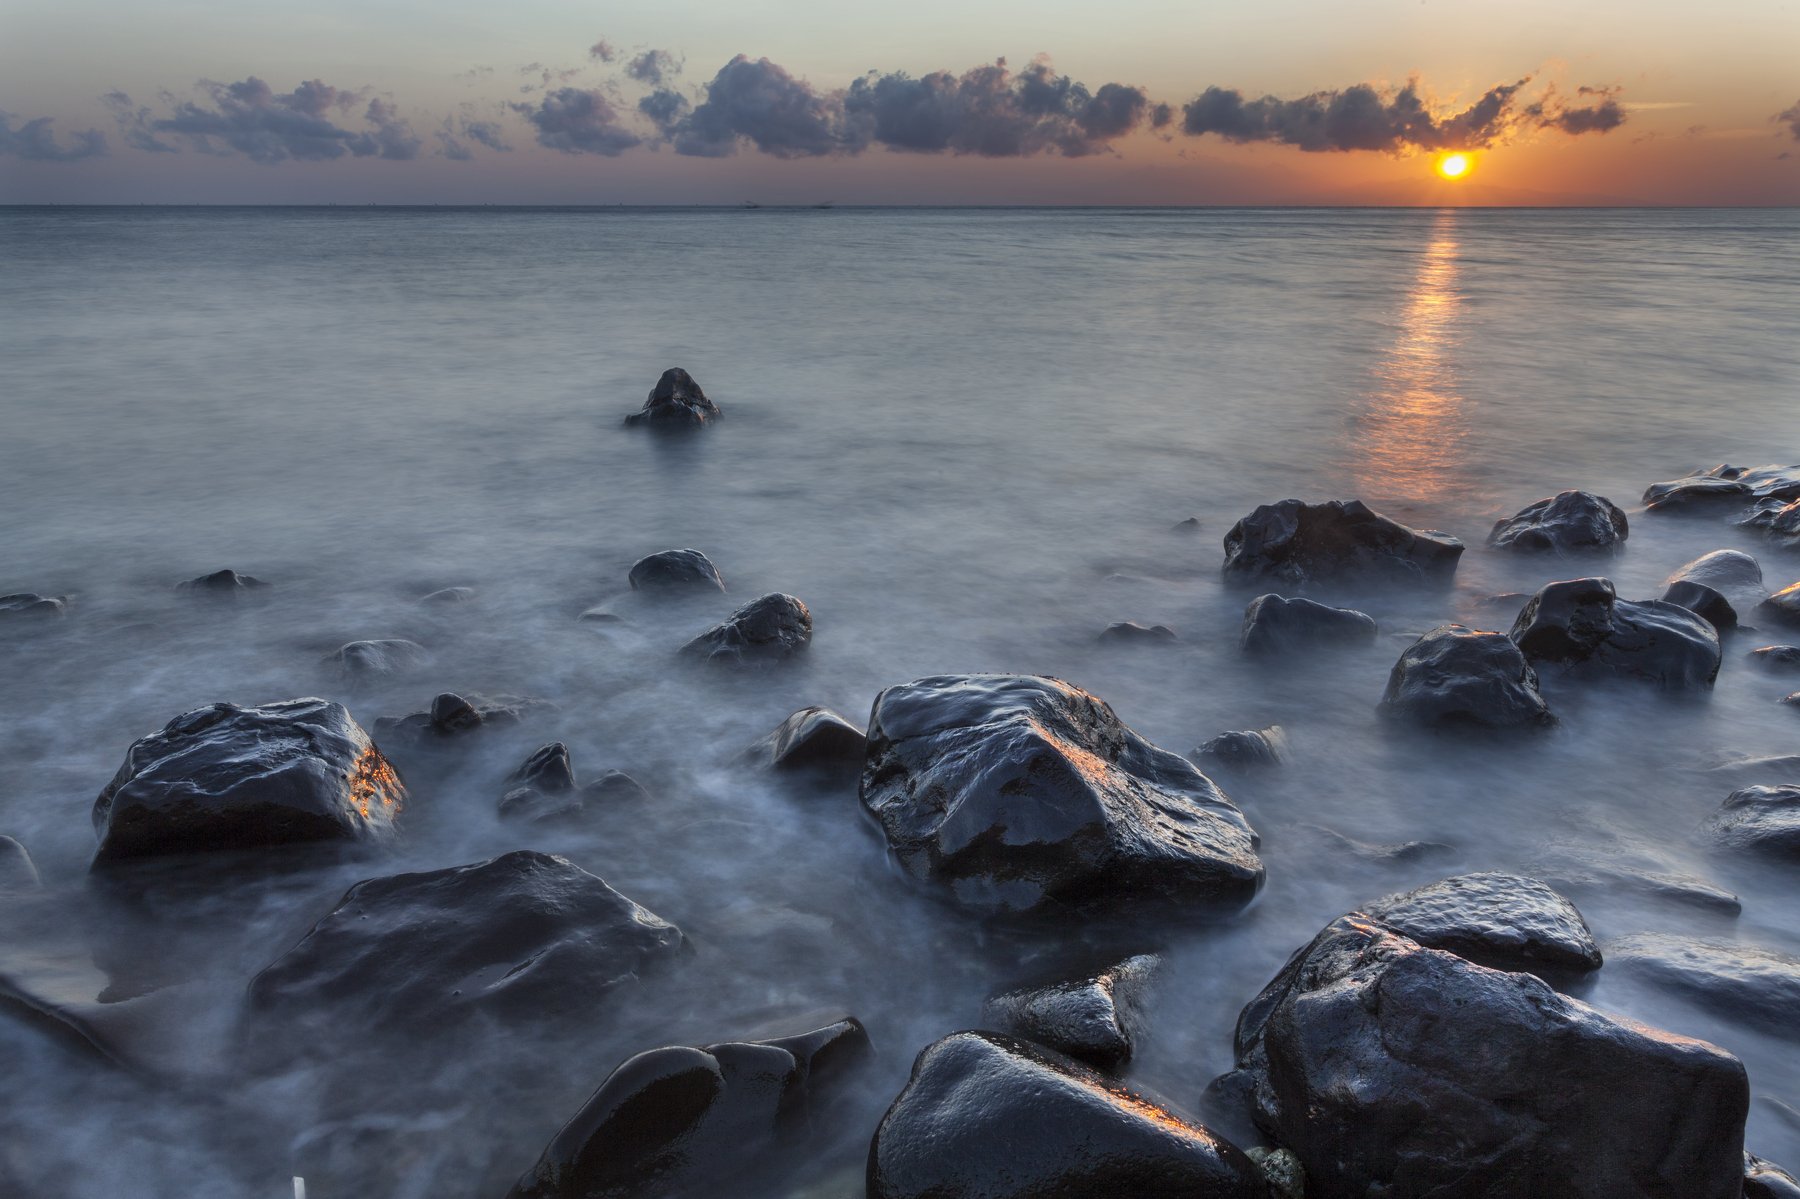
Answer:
[{"left": 1, "top": 0, "right": 1797, "bottom": 205}]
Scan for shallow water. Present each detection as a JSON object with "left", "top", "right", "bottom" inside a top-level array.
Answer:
[{"left": 2, "top": 205, "right": 1798, "bottom": 1195}]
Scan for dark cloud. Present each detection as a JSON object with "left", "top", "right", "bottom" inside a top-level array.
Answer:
[
  {"left": 0, "top": 111, "right": 106, "bottom": 160},
  {"left": 1779, "top": 100, "right": 1800, "bottom": 141},
  {"left": 435, "top": 110, "right": 511, "bottom": 162},
  {"left": 589, "top": 40, "right": 618, "bottom": 64},
  {"left": 143, "top": 77, "right": 423, "bottom": 164},
  {"left": 1150, "top": 102, "right": 1174, "bottom": 130},
  {"left": 638, "top": 89, "right": 690, "bottom": 127},
  {"left": 512, "top": 88, "right": 641, "bottom": 155},
  {"left": 1547, "top": 98, "right": 1625, "bottom": 135},
  {"left": 361, "top": 98, "right": 422, "bottom": 160},
  {"left": 660, "top": 56, "right": 858, "bottom": 158},
  {"left": 627, "top": 49, "right": 682, "bottom": 87},
  {"left": 103, "top": 91, "right": 178, "bottom": 153}
]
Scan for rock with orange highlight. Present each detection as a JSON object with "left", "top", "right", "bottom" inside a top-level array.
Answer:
[{"left": 91, "top": 697, "right": 405, "bottom": 865}]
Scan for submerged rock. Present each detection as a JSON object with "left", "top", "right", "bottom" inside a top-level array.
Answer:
[
  {"left": 1487, "top": 490, "right": 1629, "bottom": 554},
  {"left": 1301, "top": 823, "right": 1458, "bottom": 864},
  {"left": 372, "top": 691, "right": 547, "bottom": 750},
  {"left": 1743, "top": 497, "right": 1800, "bottom": 550},
  {"left": 980, "top": 954, "right": 1156, "bottom": 1069},
  {"left": 869, "top": 1031, "right": 1267, "bottom": 1199},
  {"left": 1193, "top": 726, "right": 1287, "bottom": 770},
  {"left": 418, "top": 586, "right": 475, "bottom": 606},
  {"left": 1750, "top": 646, "right": 1800, "bottom": 672},
  {"left": 680, "top": 593, "right": 812, "bottom": 665},
  {"left": 1239, "top": 593, "right": 1377, "bottom": 654},
  {"left": 507, "top": 1017, "right": 871, "bottom": 1199},
  {"left": 92, "top": 698, "right": 404, "bottom": 864},
  {"left": 1758, "top": 582, "right": 1800, "bottom": 630},
  {"left": 1099, "top": 620, "right": 1179, "bottom": 644},
  {"left": 860, "top": 674, "right": 1263, "bottom": 916},
  {"left": 0, "top": 592, "right": 67, "bottom": 619},
  {"left": 500, "top": 744, "right": 645, "bottom": 823},
  {"left": 1222, "top": 498, "right": 1463, "bottom": 589},
  {"left": 322, "top": 638, "right": 428, "bottom": 677},
  {"left": 1659, "top": 580, "right": 1737, "bottom": 633},
  {"left": 177, "top": 568, "right": 268, "bottom": 595},
  {"left": 249, "top": 850, "right": 684, "bottom": 1035},
  {"left": 1379, "top": 624, "right": 1556, "bottom": 730},
  {"left": 1510, "top": 577, "right": 1721, "bottom": 689},
  {"left": 1608, "top": 934, "right": 1800, "bottom": 1035},
  {"left": 1710, "top": 784, "right": 1800, "bottom": 859},
  {"left": 1746, "top": 1154, "right": 1800, "bottom": 1199},
  {"left": 624, "top": 367, "right": 720, "bottom": 429},
  {"left": 628, "top": 548, "right": 726, "bottom": 593},
  {"left": 0, "top": 836, "right": 40, "bottom": 890},
  {"left": 1528, "top": 846, "right": 1742, "bottom": 916},
  {"left": 1642, "top": 463, "right": 1800, "bottom": 513},
  {"left": 759, "top": 706, "right": 865, "bottom": 776},
  {"left": 1222, "top": 914, "right": 1748, "bottom": 1198},
  {"left": 1363, "top": 872, "right": 1602, "bottom": 977}
]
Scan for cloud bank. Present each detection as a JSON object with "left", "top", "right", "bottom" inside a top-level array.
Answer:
[
  {"left": 1, "top": 111, "right": 106, "bottom": 160},
  {"left": 116, "top": 77, "right": 423, "bottom": 164}
]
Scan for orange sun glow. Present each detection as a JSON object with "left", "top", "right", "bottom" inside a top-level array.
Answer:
[{"left": 1437, "top": 153, "right": 1471, "bottom": 180}]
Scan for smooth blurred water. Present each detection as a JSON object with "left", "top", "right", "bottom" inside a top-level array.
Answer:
[{"left": 2, "top": 206, "right": 1798, "bottom": 1196}]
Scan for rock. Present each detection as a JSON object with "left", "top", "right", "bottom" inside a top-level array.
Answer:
[
  {"left": 0, "top": 592, "right": 67, "bottom": 619},
  {"left": 1710, "top": 784, "right": 1800, "bottom": 859},
  {"left": 1746, "top": 1154, "right": 1800, "bottom": 1199},
  {"left": 624, "top": 367, "right": 720, "bottom": 429},
  {"left": 1608, "top": 934, "right": 1800, "bottom": 1035},
  {"left": 1487, "top": 490, "right": 1628, "bottom": 554},
  {"left": 628, "top": 548, "right": 726, "bottom": 593},
  {"left": 1785, "top": 692, "right": 1800, "bottom": 708},
  {"left": 1665, "top": 549, "right": 1764, "bottom": 596},
  {"left": 92, "top": 698, "right": 405, "bottom": 864},
  {"left": 1224, "top": 914, "right": 1748, "bottom": 1198},
  {"left": 1247, "top": 1146, "right": 1304, "bottom": 1199},
  {"left": 322, "top": 638, "right": 428, "bottom": 677},
  {"left": 1528, "top": 847, "right": 1741, "bottom": 916},
  {"left": 249, "top": 850, "right": 684, "bottom": 1036},
  {"left": 1172, "top": 516, "right": 1203, "bottom": 534},
  {"left": 680, "top": 593, "right": 812, "bottom": 665},
  {"left": 0, "top": 837, "right": 40, "bottom": 889},
  {"left": 980, "top": 954, "right": 1155, "bottom": 1069},
  {"left": 577, "top": 608, "right": 625, "bottom": 624},
  {"left": 1750, "top": 646, "right": 1800, "bottom": 672},
  {"left": 1222, "top": 498, "right": 1462, "bottom": 589},
  {"left": 372, "top": 692, "right": 545, "bottom": 750},
  {"left": 869, "top": 1031, "right": 1268, "bottom": 1199},
  {"left": 1659, "top": 580, "right": 1737, "bottom": 633},
  {"left": 510, "top": 743, "right": 577, "bottom": 794},
  {"left": 1239, "top": 594, "right": 1377, "bottom": 654},
  {"left": 177, "top": 568, "right": 268, "bottom": 594},
  {"left": 860, "top": 674, "right": 1262, "bottom": 916},
  {"left": 1510, "top": 577, "right": 1721, "bottom": 689},
  {"left": 581, "top": 771, "right": 648, "bottom": 805},
  {"left": 1099, "top": 621, "right": 1179, "bottom": 644},
  {"left": 1758, "top": 582, "right": 1800, "bottom": 630},
  {"left": 499, "top": 744, "right": 643, "bottom": 822},
  {"left": 507, "top": 1017, "right": 870, "bottom": 1199},
  {"left": 1744, "top": 498, "right": 1800, "bottom": 550},
  {"left": 1193, "top": 726, "right": 1287, "bottom": 770},
  {"left": 760, "top": 706, "right": 865, "bottom": 775},
  {"left": 1363, "top": 872, "right": 1601, "bottom": 977},
  {"left": 418, "top": 586, "right": 474, "bottom": 606},
  {"left": 1379, "top": 624, "right": 1556, "bottom": 730},
  {"left": 1642, "top": 463, "right": 1800, "bottom": 513},
  {"left": 1300, "top": 823, "right": 1457, "bottom": 864}
]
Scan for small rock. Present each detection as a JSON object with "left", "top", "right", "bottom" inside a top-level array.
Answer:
[
  {"left": 680, "top": 593, "right": 812, "bottom": 665},
  {"left": 1222, "top": 498, "right": 1463, "bottom": 589},
  {"left": 1363, "top": 872, "right": 1602, "bottom": 977},
  {"left": 418, "top": 586, "right": 474, "bottom": 606},
  {"left": 0, "top": 592, "right": 67, "bottom": 619},
  {"left": 1529, "top": 847, "right": 1741, "bottom": 916},
  {"left": 1664, "top": 549, "right": 1763, "bottom": 596},
  {"left": 1710, "top": 784, "right": 1800, "bottom": 859},
  {"left": 624, "top": 366, "right": 720, "bottom": 429},
  {"left": 1609, "top": 934, "right": 1800, "bottom": 1035},
  {"left": 1660, "top": 580, "right": 1737, "bottom": 633},
  {"left": 981, "top": 954, "right": 1156, "bottom": 1069},
  {"left": 1510, "top": 577, "right": 1721, "bottom": 689},
  {"left": 1743, "top": 498, "right": 1800, "bottom": 551},
  {"left": 1194, "top": 726, "right": 1287, "bottom": 769},
  {"left": 1171, "top": 516, "right": 1203, "bottom": 534},
  {"left": 1749, "top": 646, "right": 1800, "bottom": 673},
  {"left": 1642, "top": 463, "right": 1800, "bottom": 513},
  {"left": 1758, "top": 582, "right": 1800, "bottom": 630},
  {"left": 1487, "top": 490, "right": 1628, "bottom": 554},
  {"left": 372, "top": 692, "right": 547, "bottom": 749},
  {"left": 1301, "top": 823, "right": 1458, "bottom": 864},
  {"left": 323, "top": 639, "right": 429, "bottom": 677},
  {"left": 1240, "top": 594, "right": 1377, "bottom": 654},
  {"left": 1246, "top": 1146, "right": 1305, "bottom": 1199},
  {"left": 1745, "top": 1154, "right": 1800, "bottom": 1199},
  {"left": 1099, "top": 620, "right": 1179, "bottom": 644},
  {"left": 509, "top": 742, "right": 577, "bottom": 794},
  {"left": 0, "top": 836, "right": 41, "bottom": 889},
  {"left": 628, "top": 548, "right": 726, "bottom": 593},
  {"left": 760, "top": 706, "right": 866, "bottom": 775},
  {"left": 1379, "top": 624, "right": 1556, "bottom": 730},
  {"left": 177, "top": 569, "right": 268, "bottom": 595},
  {"left": 581, "top": 770, "right": 648, "bottom": 805}
]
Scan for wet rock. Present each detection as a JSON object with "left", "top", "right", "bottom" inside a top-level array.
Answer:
[
  {"left": 1379, "top": 624, "right": 1556, "bottom": 730},
  {"left": 1608, "top": 934, "right": 1800, "bottom": 1036},
  {"left": 511, "top": 743, "right": 577, "bottom": 794},
  {"left": 1364, "top": 872, "right": 1602, "bottom": 977},
  {"left": 177, "top": 568, "right": 268, "bottom": 594},
  {"left": 0, "top": 592, "right": 67, "bottom": 619},
  {"left": 1659, "top": 580, "right": 1737, "bottom": 633},
  {"left": 1785, "top": 692, "right": 1800, "bottom": 708},
  {"left": 581, "top": 770, "right": 648, "bottom": 805},
  {"left": 680, "top": 593, "right": 812, "bottom": 665},
  {"left": 1743, "top": 497, "right": 1800, "bottom": 550},
  {"left": 0, "top": 837, "right": 40, "bottom": 889},
  {"left": 1665, "top": 548, "right": 1764, "bottom": 596},
  {"left": 1240, "top": 593, "right": 1377, "bottom": 654},
  {"left": 1758, "top": 582, "right": 1800, "bottom": 630},
  {"left": 1247, "top": 1147, "right": 1304, "bottom": 1199},
  {"left": 1223, "top": 914, "right": 1748, "bottom": 1199},
  {"left": 1487, "top": 490, "right": 1629, "bottom": 554},
  {"left": 418, "top": 586, "right": 474, "bottom": 606},
  {"left": 869, "top": 1031, "right": 1267, "bottom": 1199},
  {"left": 1099, "top": 620, "right": 1179, "bottom": 644},
  {"left": 372, "top": 691, "right": 546, "bottom": 750},
  {"left": 628, "top": 548, "right": 726, "bottom": 593},
  {"left": 499, "top": 745, "right": 643, "bottom": 822},
  {"left": 980, "top": 954, "right": 1155, "bottom": 1069},
  {"left": 1710, "top": 784, "right": 1800, "bottom": 859},
  {"left": 1300, "top": 823, "right": 1457, "bottom": 864},
  {"left": 760, "top": 706, "right": 865, "bottom": 775},
  {"left": 1642, "top": 463, "right": 1800, "bottom": 513},
  {"left": 1751, "top": 646, "right": 1800, "bottom": 672},
  {"left": 860, "top": 674, "right": 1263, "bottom": 916},
  {"left": 1529, "top": 847, "right": 1741, "bottom": 916},
  {"left": 1510, "top": 577, "right": 1721, "bottom": 689},
  {"left": 508, "top": 1018, "right": 871, "bottom": 1199},
  {"left": 624, "top": 367, "right": 720, "bottom": 429},
  {"left": 1746, "top": 1154, "right": 1800, "bottom": 1199},
  {"left": 1194, "top": 726, "right": 1287, "bottom": 770},
  {"left": 249, "top": 850, "right": 684, "bottom": 1036},
  {"left": 92, "top": 698, "right": 404, "bottom": 864},
  {"left": 323, "top": 638, "right": 429, "bottom": 677},
  {"left": 1222, "top": 498, "right": 1463, "bottom": 589}
]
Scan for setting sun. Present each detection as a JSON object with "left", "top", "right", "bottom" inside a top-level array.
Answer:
[{"left": 1437, "top": 153, "right": 1471, "bottom": 180}]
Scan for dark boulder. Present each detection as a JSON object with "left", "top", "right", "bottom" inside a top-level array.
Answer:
[
  {"left": 624, "top": 367, "right": 720, "bottom": 429},
  {"left": 628, "top": 549, "right": 726, "bottom": 593},
  {"left": 0, "top": 592, "right": 66, "bottom": 619},
  {"left": 1379, "top": 624, "right": 1555, "bottom": 730},
  {"left": 1510, "top": 577, "right": 1721, "bottom": 688},
  {"left": 1750, "top": 646, "right": 1800, "bottom": 672},
  {"left": 1664, "top": 549, "right": 1763, "bottom": 596},
  {"left": 1363, "top": 872, "right": 1601, "bottom": 977},
  {"left": 1710, "top": 784, "right": 1800, "bottom": 859},
  {"left": 1743, "top": 497, "right": 1800, "bottom": 550},
  {"left": 1240, "top": 593, "right": 1377, "bottom": 654},
  {"left": 1487, "top": 490, "right": 1628, "bottom": 554},
  {"left": 859, "top": 674, "right": 1262, "bottom": 916},
  {"left": 1659, "top": 580, "right": 1737, "bottom": 633},
  {"left": 92, "top": 698, "right": 405, "bottom": 864},
  {"left": 322, "top": 638, "right": 428, "bottom": 677},
  {"left": 1758, "top": 582, "right": 1800, "bottom": 630},
  {"left": 1746, "top": 1155, "right": 1800, "bottom": 1199},
  {"left": 1099, "top": 620, "right": 1179, "bottom": 644},
  {"left": 177, "top": 568, "right": 268, "bottom": 594},
  {"left": 869, "top": 1031, "right": 1268, "bottom": 1199},
  {"left": 249, "top": 850, "right": 684, "bottom": 1035},
  {"left": 507, "top": 1017, "right": 870, "bottom": 1199},
  {"left": 1608, "top": 934, "right": 1800, "bottom": 1036},
  {"left": 511, "top": 742, "right": 577, "bottom": 794},
  {"left": 680, "top": 593, "right": 811, "bottom": 665},
  {"left": 759, "top": 706, "right": 865, "bottom": 775},
  {"left": 372, "top": 691, "right": 547, "bottom": 750},
  {"left": 1193, "top": 726, "right": 1287, "bottom": 770},
  {"left": 1642, "top": 463, "right": 1800, "bottom": 513},
  {"left": 1222, "top": 914, "right": 1748, "bottom": 1198},
  {"left": 1222, "top": 498, "right": 1463, "bottom": 589},
  {"left": 0, "top": 836, "right": 40, "bottom": 890},
  {"left": 980, "top": 954, "right": 1156, "bottom": 1070}
]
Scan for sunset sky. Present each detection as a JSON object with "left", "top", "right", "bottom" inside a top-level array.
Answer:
[{"left": 2, "top": 0, "right": 1797, "bottom": 204}]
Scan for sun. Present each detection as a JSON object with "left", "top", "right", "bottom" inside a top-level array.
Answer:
[{"left": 1437, "top": 153, "right": 1472, "bottom": 180}]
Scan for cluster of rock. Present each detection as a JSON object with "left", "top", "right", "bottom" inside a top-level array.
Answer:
[{"left": 498, "top": 741, "right": 647, "bottom": 823}]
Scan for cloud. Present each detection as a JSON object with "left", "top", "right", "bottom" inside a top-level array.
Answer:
[
  {"left": 658, "top": 55, "right": 858, "bottom": 158},
  {"left": 434, "top": 109, "right": 511, "bottom": 161},
  {"left": 626, "top": 49, "right": 682, "bottom": 87},
  {"left": 361, "top": 98, "right": 422, "bottom": 160},
  {"left": 1779, "top": 100, "right": 1800, "bottom": 140},
  {"left": 1180, "top": 76, "right": 1625, "bottom": 153},
  {"left": 143, "top": 76, "right": 423, "bottom": 164},
  {"left": 638, "top": 88, "right": 690, "bottom": 127},
  {"left": 103, "top": 91, "right": 178, "bottom": 153},
  {"left": 589, "top": 40, "right": 617, "bottom": 64},
  {"left": 512, "top": 87, "right": 641, "bottom": 155},
  {"left": 0, "top": 111, "right": 106, "bottom": 160}
]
